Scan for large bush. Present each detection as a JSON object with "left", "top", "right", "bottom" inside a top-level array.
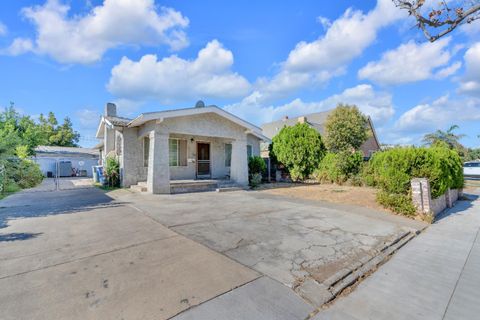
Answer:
[
  {"left": 1, "top": 159, "right": 43, "bottom": 194},
  {"left": 272, "top": 123, "right": 326, "bottom": 181},
  {"left": 248, "top": 156, "right": 266, "bottom": 175},
  {"left": 366, "top": 146, "right": 463, "bottom": 198},
  {"left": 248, "top": 156, "right": 266, "bottom": 188},
  {"left": 104, "top": 156, "right": 120, "bottom": 188},
  {"left": 324, "top": 104, "right": 368, "bottom": 153},
  {"left": 312, "top": 151, "right": 363, "bottom": 184}
]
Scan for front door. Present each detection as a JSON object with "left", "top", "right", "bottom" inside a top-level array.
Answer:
[{"left": 196, "top": 142, "right": 211, "bottom": 178}]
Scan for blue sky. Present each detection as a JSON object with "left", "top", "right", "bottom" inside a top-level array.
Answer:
[{"left": 0, "top": 0, "right": 479, "bottom": 147}]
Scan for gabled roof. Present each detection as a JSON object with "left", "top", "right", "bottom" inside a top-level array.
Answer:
[
  {"left": 261, "top": 109, "right": 381, "bottom": 149},
  {"left": 97, "top": 105, "right": 269, "bottom": 141},
  {"left": 261, "top": 110, "right": 332, "bottom": 139}
]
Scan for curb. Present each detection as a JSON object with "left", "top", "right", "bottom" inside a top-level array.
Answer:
[{"left": 298, "top": 229, "right": 419, "bottom": 309}]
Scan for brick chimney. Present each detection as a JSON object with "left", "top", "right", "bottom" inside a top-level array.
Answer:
[
  {"left": 298, "top": 116, "right": 307, "bottom": 124},
  {"left": 105, "top": 102, "right": 117, "bottom": 117}
]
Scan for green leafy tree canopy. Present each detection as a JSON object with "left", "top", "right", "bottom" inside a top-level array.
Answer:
[
  {"left": 324, "top": 104, "right": 368, "bottom": 153},
  {"left": 271, "top": 123, "right": 326, "bottom": 181}
]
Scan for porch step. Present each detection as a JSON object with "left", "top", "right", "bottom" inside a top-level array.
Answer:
[
  {"left": 216, "top": 187, "right": 244, "bottom": 192},
  {"left": 170, "top": 181, "right": 218, "bottom": 194},
  {"left": 130, "top": 182, "right": 147, "bottom": 193}
]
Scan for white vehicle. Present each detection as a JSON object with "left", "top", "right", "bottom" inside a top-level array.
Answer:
[{"left": 464, "top": 161, "right": 480, "bottom": 178}]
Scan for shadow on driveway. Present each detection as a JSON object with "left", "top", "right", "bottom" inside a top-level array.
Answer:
[
  {"left": 435, "top": 192, "right": 479, "bottom": 222},
  {"left": 0, "top": 187, "right": 120, "bottom": 231}
]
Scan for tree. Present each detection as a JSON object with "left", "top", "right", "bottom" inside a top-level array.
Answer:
[
  {"left": 48, "top": 117, "right": 80, "bottom": 147},
  {"left": 393, "top": 0, "right": 480, "bottom": 42},
  {"left": 422, "top": 124, "right": 465, "bottom": 149},
  {"left": 324, "top": 104, "right": 368, "bottom": 153},
  {"left": 271, "top": 123, "right": 326, "bottom": 181}
]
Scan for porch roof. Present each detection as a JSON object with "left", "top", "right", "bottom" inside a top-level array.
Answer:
[{"left": 128, "top": 105, "right": 270, "bottom": 142}]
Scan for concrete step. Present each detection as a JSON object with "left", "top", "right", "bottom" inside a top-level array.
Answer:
[
  {"left": 216, "top": 187, "right": 244, "bottom": 192},
  {"left": 137, "top": 181, "right": 147, "bottom": 188},
  {"left": 170, "top": 182, "right": 218, "bottom": 194},
  {"left": 130, "top": 184, "right": 147, "bottom": 193}
]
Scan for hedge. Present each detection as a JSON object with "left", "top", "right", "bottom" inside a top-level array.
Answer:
[
  {"left": 365, "top": 146, "right": 464, "bottom": 198},
  {"left": 312, "top": 151, "right": 363, "bottom": 184}
]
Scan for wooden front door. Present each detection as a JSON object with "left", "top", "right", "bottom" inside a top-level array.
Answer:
[{"left": 196, "top": 142, "right": 211, "bottom": 178}]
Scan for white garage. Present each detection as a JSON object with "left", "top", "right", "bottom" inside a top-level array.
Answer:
[{"left": 32, "top": 146, "right": 100, "bottom": 178}]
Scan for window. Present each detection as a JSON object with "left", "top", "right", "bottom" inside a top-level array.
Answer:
[
  {"left": 143, "top": 137, "right": 150, "bottom": 167},
  {"left": 247, "top": 145, "right": 253, "bottom": 158},
  {"left": 225, "top": 143, "right": 232, "bottom": 167},
  {"left": 169, "top": 139, "right": 187, "bottom": 167}
]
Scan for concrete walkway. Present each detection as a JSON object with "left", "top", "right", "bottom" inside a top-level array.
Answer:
[{"left": 314, "top": 193, "right": 480, "bottom": 320}]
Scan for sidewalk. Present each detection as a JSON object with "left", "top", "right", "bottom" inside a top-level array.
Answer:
[{"left": 314, "top": 193, "right": 480, "bottom": 320}]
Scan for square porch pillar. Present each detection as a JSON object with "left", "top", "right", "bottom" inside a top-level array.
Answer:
[
  {"left": 147, "top": 130, "right": 170, "bottom": 194},
  {"left": 230, "top": 138, "right": 249, "bottom": 186}
]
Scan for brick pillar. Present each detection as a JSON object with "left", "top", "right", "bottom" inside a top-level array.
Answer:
[
  {"left": 411, "top": 178, "right": 432, "bottom": 214},
  {"left": 446, "top": 189, "right": 453, "bottom": 208}
]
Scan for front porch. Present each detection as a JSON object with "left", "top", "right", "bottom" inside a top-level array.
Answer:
[{"left": 130, "top": 179, "right": 242, "bottom": 194}]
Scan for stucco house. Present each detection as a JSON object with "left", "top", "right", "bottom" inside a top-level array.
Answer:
[
  {"left": 261, "top": 110, "right": 381, "bottom": 158},
  {"left": 95, "top": 102, "right": 269, "bottom": 194}
]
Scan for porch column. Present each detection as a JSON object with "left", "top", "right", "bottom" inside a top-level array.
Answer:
[
  {"left": 147, "top": 130, "right": 170, "bottom": 194},
  {"left": 230, "top": 138, "right": 248, "bottom": 186}
]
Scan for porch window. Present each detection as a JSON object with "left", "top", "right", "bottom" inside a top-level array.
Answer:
[
  {"left": 169, "top": 139, "right": 187, "bottom": 167},
  {"left": 225, "top": 143, "right": 232, "bottom": 167},
  {"left": 143, "top": 137, "right": 150, "bottom": 167},
  {"left": 247, "top": 145, "right": 253, "bottom": 158}
]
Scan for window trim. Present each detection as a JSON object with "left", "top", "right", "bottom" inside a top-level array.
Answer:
[
  {"left": 247, "top": 144, "right": 253, "bottom": 158},
  {"left": 169, "top": 138, "right": 187, "bottom": 167}
]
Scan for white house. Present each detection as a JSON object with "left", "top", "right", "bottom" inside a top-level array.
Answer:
[{"left": 95, "top": 102, "right": 269, "bottom": 194}]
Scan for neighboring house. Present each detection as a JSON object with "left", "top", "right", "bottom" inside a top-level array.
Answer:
[
  {"left": 33, "top": 146, "right": 99, "bottom": 177},
  {"left": 261, "top": 110, "right": 381, "bottom": 158},
  {"left": 95, "top": 102, "right": 269, "bottom": 194}
]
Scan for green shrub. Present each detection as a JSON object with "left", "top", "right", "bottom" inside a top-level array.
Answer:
[
  {"left": 104, "top": 156, "right": 120, "bottom": 188},
  {"left": 365, "top": 145, "right": 464, "bottom": 216},
  {"left": 15, "top": 160, "right": 43, "bottom": 189},
  {"left": 312, "top": 151, "right": 364, "bottom": 184},
  {"left": 367, "top": 146, "right": 463, "bottom": 198},
  {"left": 249, "top": 173, "right": 262, "bottom": 188},
  {"left": 272, "top": 123, "right": 326, "bottom": 181},
  {"left": 376, "top": 191, "right": 417, "bottom": 216},
  {"left": 248, "top": 156, "right": 266, "bottom": 175},
  {"left": 0, "top": 159, "right": 43, "bottom": 194}
]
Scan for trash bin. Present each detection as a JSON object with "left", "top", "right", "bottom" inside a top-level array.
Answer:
[{"left": 92, "top": 166, "right": 98, "bottom": 182}]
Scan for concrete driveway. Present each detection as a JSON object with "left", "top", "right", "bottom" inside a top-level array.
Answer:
[
  {"left": 1, "top": 184, "right": 426, "bottom": 319},
  {"left": 116, "top": 189, "right": 425, "bottom": 304},
  {"left": 0, "top": 187, "right": 263, "bottom": 320}
]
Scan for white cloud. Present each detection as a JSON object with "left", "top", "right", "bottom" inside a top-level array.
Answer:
[
  {"left": 358, "top": 37, "right": 458, "bottom": 85},
  {"left": 2, "top": 0, "right": 189, "bottom": 64},
  {"left": 76, "top": 109, "right": 101, "bottom": 128},
  {"left": 458, "top": 42, "right": 480, "bottom": 97},
  {"left": 435, "top": 61, "right": 462, "bottom": 79},
  {"left": 0, "top": 22, "right": 6, "bottom": 36},
  {"left": 107, "top": 40, "right": 251, "bottom": 103},
  {"left": 224, "top": 84, "right": 394, "bottom": 126},
  {"left": 0, "top": 38, "right": 34, "bottom": 55},
  {"left": 395, "top": 95, "right": 480, "bottom": 133},
  {"left": 253, "top": 0, "right": 405, "bottom": 101}
]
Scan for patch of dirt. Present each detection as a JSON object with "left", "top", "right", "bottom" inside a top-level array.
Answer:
[{"left": 259, "top": 183, "right": 389, "bottom": 213}]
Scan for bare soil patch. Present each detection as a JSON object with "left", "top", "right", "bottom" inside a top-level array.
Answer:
[{"left": 258, "top": 183, "right": 389, "bottom": 213}]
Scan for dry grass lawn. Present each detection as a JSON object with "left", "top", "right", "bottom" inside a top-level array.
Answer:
[{"left": 258, "top": 183, "right": 389, "bottom": 213}]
